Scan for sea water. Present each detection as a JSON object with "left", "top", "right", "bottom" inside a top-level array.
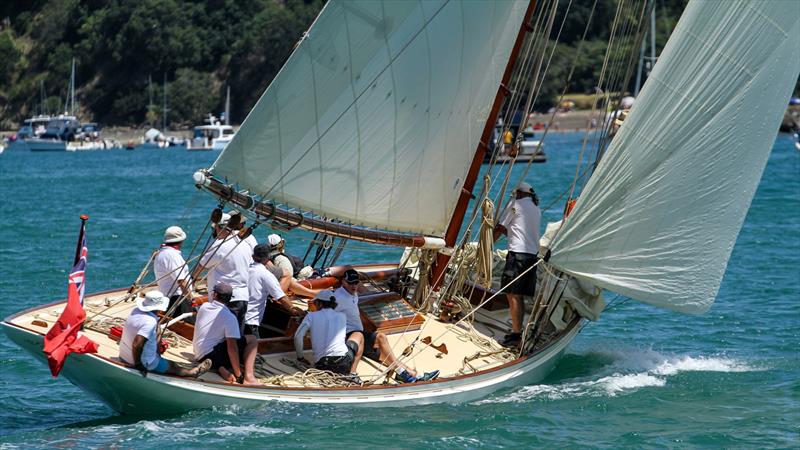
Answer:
[{"left": 0, "top": 134, "right": 797, "bottom": 448}]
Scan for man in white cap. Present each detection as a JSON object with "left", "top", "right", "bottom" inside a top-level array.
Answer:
[
  {"left": 197, "top": 213, "right": 251, "bottom": 331},
  {"left": 267, "top": 233, "right": 319, "bottom": 298},
  {"left": 154, "top": 225, "right": 194, "bottom": 320},
  {"left": 294, "top": 290, "right": 360, "bottom": 376},
  {"left": 493, "top": 181, "right": 542, "bottom": 347},
  {"left": 119, "top": 290, "right": 211, "bottom": 377}
]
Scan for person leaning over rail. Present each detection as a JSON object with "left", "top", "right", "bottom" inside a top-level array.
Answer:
[
  {"left": 119, "top": 290, "right": 211, "bottom": 377},
  {"left": 193, "top": 282, "right": 259, "bottom": 385},
  {"left": 493, "top": 181, "right": 542, "bottom": 348},
  {"left": 334, "top": 269, "right": 439, "bottom": 383},
  {"left": 243, "top": 244, "right": 306, "bottom": 381},
  {"left": 154, "top": 225, "right": 195, "bottom": 323},
  {"left": 196, "top": 213, "right": 251, "bottom": 332},
  {"left": 294, "top": 290, "right": 363, "bottom": 378}
]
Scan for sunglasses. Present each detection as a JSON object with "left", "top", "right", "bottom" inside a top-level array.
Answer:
[{"left": 344, "top": 279, "right": 360, "bottom": 285}]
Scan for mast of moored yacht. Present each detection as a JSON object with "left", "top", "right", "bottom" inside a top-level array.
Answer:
[{"left": 428, "top": 0, "right": 539, "bottom": 288}]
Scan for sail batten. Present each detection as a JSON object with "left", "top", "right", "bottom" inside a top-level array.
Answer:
[
  {"left": 549, "top": 0, "right": 800, "bottom": 314},
  {"left": 211, "top": 0, "right": 528, "bottom": 236}
]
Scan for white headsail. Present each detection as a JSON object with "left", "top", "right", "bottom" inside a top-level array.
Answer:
[
  {"left": 549, "top": 0, "right": 800, "bottom": 314},
  {"left": 211, "top": 0, "right": 527, "bottom": 236}
]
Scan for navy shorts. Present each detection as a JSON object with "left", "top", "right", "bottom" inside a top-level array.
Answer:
[
  {"left": 346, "top": 330, "right": 381, "bottom": 361},
  {"left": 199, "top": 338, "right": 247, "bottom": 371},
  {"left": 244, "top": 324, "right": 260, "bottom": 339},
  {"left": 501, "top": 251, "right": 538, "bottom": 295},
  {"left": 315, "top": 340, "right": 358, "bottom": 374}
]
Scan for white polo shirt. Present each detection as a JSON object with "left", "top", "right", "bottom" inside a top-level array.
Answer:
[
  {"left": 498, "top": 197, "right": 542, "bottom": 255},
  {"left": 200, "top": 235, "right": 251, "bottom": 302},
  {"left": 294, "top": 308, "right": 348, "bottom": 363},
  {"left": 193, "top": 300, "right": 241, "bottom": 360},
  {"left": 119, "top": 308, "right": 160, "bottom": 370},
  {"left": 333, "top": 286, "right": 362, "bottom": 333},
  {"left": 153, "top": 245, "right": 191, "bottom": 297},
  {"left": 245, "top": 262, "right": 287, "bottom": 326}
]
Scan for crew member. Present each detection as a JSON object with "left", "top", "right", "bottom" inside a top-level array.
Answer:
[
  {"left": 153, "top": 225, "right": 194, "bottom": 320},
  {"left": 119, "top": 290, "right": 211, "bottom": 377},
  {"left": 193, "top": 282, "right": 259, "bottom": 384},
  {"left": 334, "top": 269, "right": 440, "bottom": 383},
  {"left": 493, "top": 181, "right": 542, "bottom": 347},
  {"left": 197, "top": 213, "right": 251, "bottom": 330},
  {"left": 294, "top": 291, "right": 361, "bottom": 375}
]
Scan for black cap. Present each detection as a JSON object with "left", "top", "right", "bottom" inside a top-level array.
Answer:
[{"left": 343, "top": 269, "right": 360, "bottom": 284}]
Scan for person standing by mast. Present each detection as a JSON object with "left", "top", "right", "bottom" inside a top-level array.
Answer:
[{"left": 493, "top": 181, "right": 541, "bottom": 347}]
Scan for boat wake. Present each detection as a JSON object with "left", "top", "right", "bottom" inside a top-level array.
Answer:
[{"left": 474, "top": 345, "right": 759, "bottom": 404}]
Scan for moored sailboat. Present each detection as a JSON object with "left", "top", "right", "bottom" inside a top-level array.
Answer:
[{"left": 3, "top": 0, "right": 798, "bottom": 414}]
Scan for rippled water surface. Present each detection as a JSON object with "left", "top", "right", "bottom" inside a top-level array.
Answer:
[{"left": 1, "top": 133, "right": 797, "bottom": 448}]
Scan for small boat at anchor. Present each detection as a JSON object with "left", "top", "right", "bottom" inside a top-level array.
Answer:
[{"left": 3, "top": 0, "right": 797, "bottom": 415}]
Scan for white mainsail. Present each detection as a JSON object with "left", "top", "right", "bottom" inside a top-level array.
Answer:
[
  {"left": 549, "top": 0, "right": 800, "bottom": 314},
  {"left": 211, "top": 0, "right": 527, "bottom": 236}
]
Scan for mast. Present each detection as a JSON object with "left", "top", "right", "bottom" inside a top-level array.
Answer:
[
  {"left": 163, "top": 74, "right": 168, "bottom": 132},
  {"left": 429, "top": 0, "right": 538, "bottom": 288},
  {"left": 69, "top": 58, "right": 76, "bottom": 116},
  {"left": 224, "top": 86, "right": 230, "bottom": 126},
  {"left": 39, "top": 80, "right": 46, "bottom": 116}
]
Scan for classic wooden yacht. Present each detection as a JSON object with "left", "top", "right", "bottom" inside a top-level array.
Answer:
[{"left": 3, "top": 0, "right": 796, "bottom": 415}]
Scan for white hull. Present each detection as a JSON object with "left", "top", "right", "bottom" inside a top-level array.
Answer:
[
  {"left": 28, "top": 138, "right": 117, "bottom": 152},
  {"left": 2, "top": 305, "right": 579, "bottom": 415}
]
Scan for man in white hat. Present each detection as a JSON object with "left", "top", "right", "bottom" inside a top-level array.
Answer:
[
  {"left": 154, "top": 226, "right": 194, "bottom": 320},
  {"left": 119, "top": 290, "right": 211, "bottom": 377},
  {"left": 493, "top": 181, "right": 542, "bottom": 347},
  {"left": 294, "top": 290, "right": 359, "bottom": 376},
  {"left": 197, "top": 214, "right": 252, "bottom": 331}
]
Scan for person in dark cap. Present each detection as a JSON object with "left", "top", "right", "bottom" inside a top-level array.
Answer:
[
  {"left": 333, "top": 269, "right": 439, "bottom": 383},
  {"left": 193, "top": 282, "right": 259, "bottom": 384},
  {"left": 493, "top": 181, "right": 542, "bottom": 347},
  {"left": 244, "top": 244, "right": 303, "bottom": 339}
]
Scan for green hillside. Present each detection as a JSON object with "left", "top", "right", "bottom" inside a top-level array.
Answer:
[{"left": 0, "top": 0, "right": 691, "bottom": 129}]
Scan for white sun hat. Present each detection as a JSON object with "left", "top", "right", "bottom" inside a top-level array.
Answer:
[
  {"left": 163, "top": 226, "right": 186, "bottom": 244},
  {"left": 137, "top": 290, "right": 170, "bottom": 312}
]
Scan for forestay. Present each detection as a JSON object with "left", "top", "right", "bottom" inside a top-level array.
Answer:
[
  {"left": 549, "top": 0, "right": 800, "bottom": 314},
  {"left": 211, "top": 0, "right": 527, "bottom": 236}
]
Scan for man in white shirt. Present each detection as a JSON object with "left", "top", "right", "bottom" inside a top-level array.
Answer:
[
  {"left": 494, "top": 181, "right": 542, "bottom": 347},
  {"left": 333, "top": 269, "right": 439, "bottom": 383},
  {"left": 119, "top": 290, "right": 210, "bottom": 377},
  {"left": 244, "top": 244, "right": 304, "bottom": 341},
  {"left": 193, "top": 282, "right": 259, "bottom": 384},
  {"left": 294, "top": 290, "right": 358, "bottom": 376},
  {"left": 228, "top": 210, "right": 258, "bottom": 264},
  {"left": 197, "top": 214, "right": 251, "bottom": 331},
  {"left": 153, "top": 225, "right": 194, "bottom": 321}
]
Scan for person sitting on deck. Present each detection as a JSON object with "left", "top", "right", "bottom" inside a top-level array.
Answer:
[
  {"left": 119, "top": 290, "right": 211, "bottom": 377},
  {"left": 493, "top": 181, "right": 542, "bottom": 348},
  {"left": 266, "top": 233, "right": 320, "bottom": 299},
  {"left": 153, "top": 226, "right": 195, "bottom": 322},
  {"left": 334, "top": 269, "right": 439, "bottom": 383},
  {"left": 196, "top": 213, "right": 251, "bottom": 332},
  {"left": 294, "top": 290, "right": 361, "bottom": 377},
  {"left": 193, "top": 282, "right": 259, "bottom": 385}
]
